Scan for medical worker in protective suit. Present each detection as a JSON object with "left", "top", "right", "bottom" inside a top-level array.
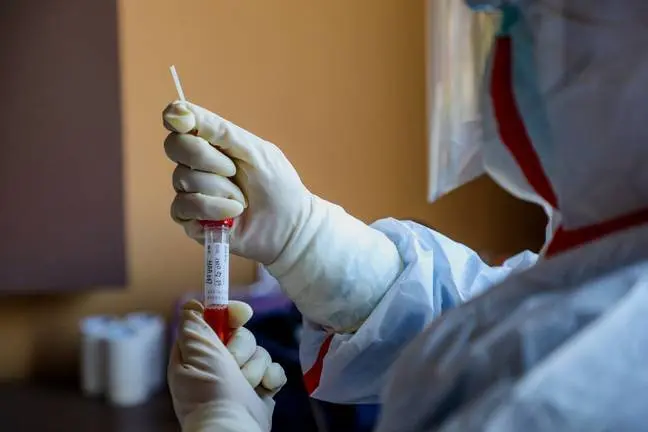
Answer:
[{"left": 165, "top": 0, "right": 648, "bottom": 430}]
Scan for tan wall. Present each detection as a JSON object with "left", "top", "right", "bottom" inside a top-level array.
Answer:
[{"left": 0, "top": 0, "right": 545, "bottom": 381}]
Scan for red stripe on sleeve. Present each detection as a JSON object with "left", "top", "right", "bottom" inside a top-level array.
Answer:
[{"left": 303, "top": 334, "right": 334, "bottom": 395}]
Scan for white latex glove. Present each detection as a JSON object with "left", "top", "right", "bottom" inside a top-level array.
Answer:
[
  {"left": 168, "top": 300, "right": 287, "bottom": 432},
  {"left": 163, "top": 101, "right": 403, "bottom": 332}
]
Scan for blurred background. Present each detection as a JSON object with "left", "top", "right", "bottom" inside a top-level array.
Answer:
[{"left": 0, "top": 0, "right": 545, "bottom": 430}]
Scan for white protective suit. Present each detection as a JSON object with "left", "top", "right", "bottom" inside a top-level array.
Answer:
[
  {"left": 373, "top": 1, "right": 648, "bottom": 431},
  {"left": 164, "top": 0, "right": 648, "bottom": 430}
]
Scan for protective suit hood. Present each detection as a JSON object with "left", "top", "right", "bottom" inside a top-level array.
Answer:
[{"left": 471, "top": 0, "right": 648, "bottom": 253}]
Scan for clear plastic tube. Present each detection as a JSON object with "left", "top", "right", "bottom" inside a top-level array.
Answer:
[{"left": 201, "top": 219, "right": 233, "bottom": 343}]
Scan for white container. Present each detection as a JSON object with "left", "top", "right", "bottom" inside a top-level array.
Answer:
[
  {"left": 79, "top": 315, "right": 116, "bottom": 397},
  {"left": 105, "top": 324, "right": 150, "bottom": 407},
  {"left": 125, "top": 312, "right": 166, "bottom": 395}
]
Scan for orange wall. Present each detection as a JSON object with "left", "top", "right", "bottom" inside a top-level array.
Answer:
[{"left": 0, "top": 0, "right": 545, "bottom": 380}]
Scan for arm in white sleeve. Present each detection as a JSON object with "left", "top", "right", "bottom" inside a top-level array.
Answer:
[{"left": 299, "top": 218, "right": 537, "bottom": 404}]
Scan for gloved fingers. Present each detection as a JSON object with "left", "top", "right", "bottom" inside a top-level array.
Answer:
[
  {"left": 177, "top": 306, "right": 225, "bottom": 361},
  {"left": 241, "top": 346, "right": 272, "bottom": 388},
  {"left": 179, "top": 307, "right": 216, "bottom": 342},
  {"left": 226, "top": 326, "right": 257, "bottom": 367},
  {"left": 260, "top": 362, "right": 287, "bottom": 395},
  {"left": 170, "top": 306, "right": 203, "bottom": 368},
  {"left": 228, "top": 300, "right": 254, "bottom": 328},
  {"left": 165, "top": 132, "right": 236, "bottom": 177},
  {"left": 178, "top": 300, "right": 255, "bottom": 367},
  {"left": 175, "top": 101, "right": 266, "bottom": 164},
  {"left": 182, "top": 299, "right": 205, "bottom": 315},
  {"left": 163, "top": 102, "right": 196, "bottom": 133},
  {"left": 168, "top": 339, "right": 209, "bottom": 379},
  {"left": 171, "top": 193, "right": 245, "bottom": 223},
  {"left": 172, "top": 165, "right": 247, "bottom": 208}
]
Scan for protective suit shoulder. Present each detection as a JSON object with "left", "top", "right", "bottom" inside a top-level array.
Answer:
[
  {"left": 299, "top": 218, "right": 537, "bottom": 404},
  {"left": 374, "top": 224, "right": 648, "bottom": 432}
]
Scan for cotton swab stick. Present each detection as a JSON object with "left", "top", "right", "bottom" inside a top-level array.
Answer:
[{"left": 169, "top": 65, "right": 186, "bottom": 102}]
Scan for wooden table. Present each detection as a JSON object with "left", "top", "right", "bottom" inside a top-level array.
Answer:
[{"left": 0, "top": 383, "right": 179, "bottom": 432}]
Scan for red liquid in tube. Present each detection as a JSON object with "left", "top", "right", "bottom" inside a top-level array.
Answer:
[{"left": 203, "top": 305, "right": 231, "bottom": 344}]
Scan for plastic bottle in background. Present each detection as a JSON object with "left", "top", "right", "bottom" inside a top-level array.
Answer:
[
  {"left": 125, "top": 312, "right": 166, "bottom": 395},
  {"left": 104, "top": 324, "right": 150, "bottom": 407},
  {"left": 79, "top": 315, "right": 117, "bottom": 397}
]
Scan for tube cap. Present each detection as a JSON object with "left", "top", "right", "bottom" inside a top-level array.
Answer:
[{"left": 199, "top": 218, "right": 234, "bottom": 229}]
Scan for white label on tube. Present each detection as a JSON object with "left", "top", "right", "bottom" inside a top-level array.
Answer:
[{"left": 204, "top": 242, "right": 229, "bottom": 306}]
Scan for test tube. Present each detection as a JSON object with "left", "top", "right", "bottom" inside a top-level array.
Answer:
[{"left": 200, "top": 219, "right": 234, "bottom": 343}]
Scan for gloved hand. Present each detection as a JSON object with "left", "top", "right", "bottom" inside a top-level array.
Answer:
[
  {"left": 163, "top": 101, "right": 403, "bottom": 332},
  {"left": 168, "top": 300, "right": 287, "bottom": 432}
]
